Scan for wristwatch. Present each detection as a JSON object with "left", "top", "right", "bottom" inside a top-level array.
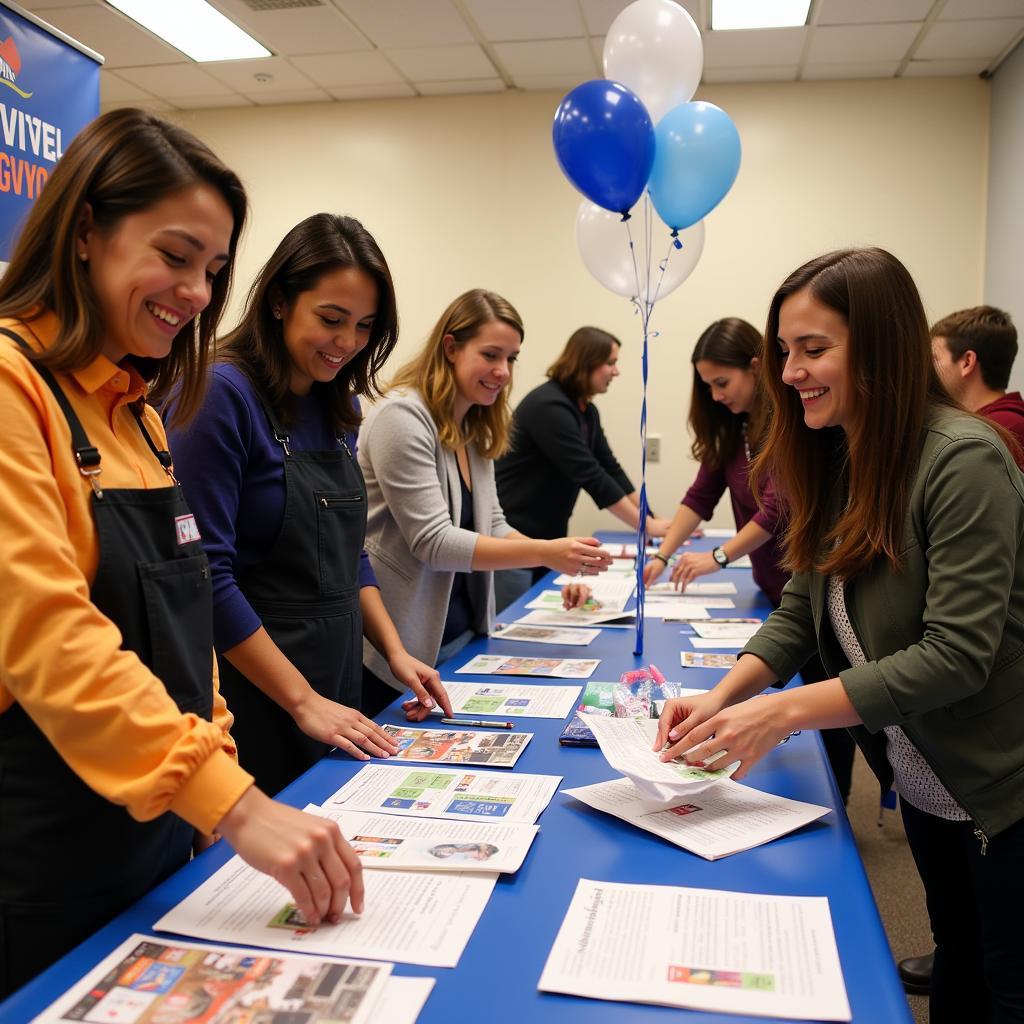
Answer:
[{"left": 712, "top": 545, "right": 730, "bottom": 568}]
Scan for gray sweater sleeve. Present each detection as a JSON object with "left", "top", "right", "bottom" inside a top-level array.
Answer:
[{"left": 362, "top": 398, "right": 478, "bottom": 572}]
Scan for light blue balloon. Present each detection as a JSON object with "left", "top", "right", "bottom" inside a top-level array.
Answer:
[{"left": 648, "top": 101, "right": 741, "bottom": 231}]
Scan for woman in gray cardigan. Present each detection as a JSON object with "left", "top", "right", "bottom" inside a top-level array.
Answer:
[
  {"left": 656, "top": 248, "right": 1024, "bottom": 1021},
  {"left": 358, "top": 289, "right": 612, "bottom": 713}
]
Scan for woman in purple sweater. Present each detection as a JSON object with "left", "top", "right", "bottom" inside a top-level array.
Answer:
[{"left": 644, "top": 317, "right": 855, "bottom": 800}]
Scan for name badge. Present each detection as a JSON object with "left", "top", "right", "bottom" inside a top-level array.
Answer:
[{"left": 175, "top": 513, "right": 201, "bottom": 546}]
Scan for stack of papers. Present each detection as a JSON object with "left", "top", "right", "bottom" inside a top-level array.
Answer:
[
  {"left": 33, "top": 935, "right": 434, "bottom": 1024},
  {"left": 540, "top": 879, "right": 851, "bottom": 1020}
]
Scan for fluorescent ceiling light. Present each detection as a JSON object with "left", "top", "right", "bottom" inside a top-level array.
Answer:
[
  {"left": 712, "top": 0, "right": 812, "bottom": 30},
  {"left": 105, "top": 0, "right": 271, "bottom": 62}
]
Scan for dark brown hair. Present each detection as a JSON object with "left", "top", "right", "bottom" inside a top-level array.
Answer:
[
  {"left": 547, "top": 326, "right": 620, "bottom": 403},
  {"left": 688, "top": 318, "right": 766, "bottom": 471},
  {"left": 389, "top": 289, "right": 523, "bottom": 458},
  {"left": 219, "top": 213, "right": 398, "bottom": 434},
  {"left": 931, "top": 305, "right": 1017, "bottom": 392},
  {"left": 753, "top": 247, "right": 957, "bottom": 578},
  {"left": 0, "top": 107, "right": 247, "bottom": 425}
]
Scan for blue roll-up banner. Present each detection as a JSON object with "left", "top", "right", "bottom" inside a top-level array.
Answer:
[{"left": 0, "top": 1, "right": 100, "bottom": 261}]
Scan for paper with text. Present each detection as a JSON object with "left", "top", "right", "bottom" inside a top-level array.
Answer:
[
  {"left": 155, "top": 859, "right": 496, "bottom": 969},
  {"left": 539, "top": 879, "right": 851, "bottom": 1020},
  {"left": 562, "top": 777, "right": 830, "bottom": 860},
  {"left": 325, "top": 764, "right": 561, "bottom": 824},
  {"left": 691, "top": 637, "right": 748, "bottom": 649},
  {"left": 457, "top": 654, "right": 600, "bottom": 678},
  {"left": 437, "top": 681, "right": 582, "bottom": 719},
  {"left": 681, "top": 651, "right": 738, "bottom": 669},
  {"left": 33, "top": 933, "right": 392, "bottom": 1024},
  {"left": 647, "top": 581, "right": 737, "bottom": 595},
  {"left": 692, "top": 621, "right": 761, "bottom": 640},
  {"left": 516, "top": 607, "right": 634, "bottom": 629},
  {"left": 381, "top": 724, "right": 531, "bottom": 767},
  {"left": 491, "top": 622, "right": 599, "bottom": 645}
]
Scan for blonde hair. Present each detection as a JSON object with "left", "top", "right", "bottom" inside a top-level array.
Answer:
[{"left": 389, "top": 289, "right": 524, "bottom": 459}]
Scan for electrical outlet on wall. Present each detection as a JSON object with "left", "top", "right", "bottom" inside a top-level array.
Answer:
[{"left": 646, "top": 434, "right": 661, "bottom": 463}]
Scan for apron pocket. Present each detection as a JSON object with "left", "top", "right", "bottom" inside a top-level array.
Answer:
[
  {"left": 138, "top": 555, "right": 214, "bottom": 719},
  {"left": 316, "top": 490, "right": 365, "bottom": 596}
]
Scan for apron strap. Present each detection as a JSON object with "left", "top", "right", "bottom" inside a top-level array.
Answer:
[
  {"left": 129, "top": 402, "right": 175, "bottom": 477},
  {"left": 248, "top": 377, "right": 293, "bottom": 456}
]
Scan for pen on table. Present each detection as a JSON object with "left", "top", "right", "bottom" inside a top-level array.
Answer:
[{"left": 440, "top": 717, "right": 515, "bottom": 729}]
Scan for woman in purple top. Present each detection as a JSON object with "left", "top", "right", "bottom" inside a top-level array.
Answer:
[
  {"left": 643, "top": 317, "right": 855, "bottom": 802},
  {"left": 168, "top": 214, "right": 451, "bottom": 797},
  {"left": 643, "top": 318, "right": 786, "bottom": 601}
]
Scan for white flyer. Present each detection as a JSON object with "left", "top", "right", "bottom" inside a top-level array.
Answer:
[
  {"left": 642, "top": 601, "right": 710, "bottom": 621},
  {"left": 647, "top": 580, "right": 737, "bottom": 595},
  {"left": 539, "top": 879, "right": 851, "bottom": 1020},
  {"left": 381, "top": 724, "right": 531, "bottom": 767},
  {"left": 309, "top": 804, "right": 539, "bottom": 874},
  {"left": 325, "top": 763, "right": 561, "bottom": 824},
  {"left": 31, "top": 934, "right": 392, "bottom": 1024},
  {"left": 373, "top": 976, "right": 436, "bottom": 1024},
  {"left": 691, "top": 637, "right": 749, "bottom": 649},
  {"left": 584, "top": 715, "right": 738, "bottom": 802},
  {"left": 516, "top": 608, "right": 634, "bottom": 629},
  {"left": 562, "top": 777, "right": 830, "bottom": 860},
  {"left": 437, "top": 681, "right": 583, "bottom": 719},
  {"left": 491, "top": 621, "right": 599, "bottom": 645},
  {"left": 457, "top": 654, "right": 600, "bottom": 678},
  {"left": 155, "top": 857, "right": 496, "bottom": 969},
  {"left": 692, "top": 621, "right": 761, "bottom": 640},
  {"left": 725, "top": 554, "right": 753, "bottom": 569}
]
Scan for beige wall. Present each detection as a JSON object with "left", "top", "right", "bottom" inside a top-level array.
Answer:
[{"left": 171, "top": 75, "right": 989, "bottom": 535}]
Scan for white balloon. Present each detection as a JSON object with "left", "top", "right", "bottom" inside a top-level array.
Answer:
[
  {"left": 575, "top": 200, "right": 705, "bottom": 303},
  {"left": 603, "top": 0, "right": 704, "bottom": 124}
]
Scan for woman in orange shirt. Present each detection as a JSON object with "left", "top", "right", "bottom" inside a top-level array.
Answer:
[{"left": 0, "top": 109, "right": 361, "bottom": 996}]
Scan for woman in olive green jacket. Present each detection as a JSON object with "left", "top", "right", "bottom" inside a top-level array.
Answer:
[{"left": 657, "top": 248, "right": 1024, "bottom": 1022}]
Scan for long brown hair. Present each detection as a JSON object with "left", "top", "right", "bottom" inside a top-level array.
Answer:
[
  {"left": 547, "top": 326, "right": 619, "bottom": 403},
  {"left": 0, "top": 107, "right": 247, "bottom": 425},
  {"left": 389, "top": 289, "right": 523, "bottom": 459},
  {"left": 689, "top": 318, "right": 766, "bottom": 471},
  {"left": 753, "top": 247, "right": 956, "bottom": 577},
  {"left": 219, "top": 213, "right": 398, "bottom": 434}
]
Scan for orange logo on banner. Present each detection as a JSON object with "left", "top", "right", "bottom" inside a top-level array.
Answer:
[{"left": 0, "top": 37, "right": 32, "bottom": 99}]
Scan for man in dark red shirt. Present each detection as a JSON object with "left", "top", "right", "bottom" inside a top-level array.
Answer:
[
  {"left": 901, "top": 304, "right": 1022, "bottom": 997},
  {"left": 930, "top": 305, "right": 1024, "bottom": 467}
]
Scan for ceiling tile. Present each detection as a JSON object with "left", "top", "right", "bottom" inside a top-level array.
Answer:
[
  {"left": 492, "top": 39, "right": 596, "bottom": 78},
  {"left": 292, "top": 51, "right": 405, "bottom": 88},
  {"left": 702, "top": 65, "right": 798, "bottom": 83},
  {"left": 807, "top": 23, "right": 921, "bottom": 63},
  {"left": 904, "top": 58, "right": 992, "bottom": 76},
  {"left": 416, "top": 78, "right": 505, "bottom": 94},
  {"left": 202, "top": 56, "right": 317, "bottom": 92},
  {"left": 334, "top": 0, "right": 474, "bottom": 48},
  {"left": 802, "top": 60, "right": 901, "bottom": 79},
  {"left": 463, "top": 0, "right": 584, "bottom": 42},
  {"left": 99, "top": 69, "right": 153, "bottom": 103},
  {"left": 817, "top": 0, "right": 933, "bottom": 25},
  {"left": 940, "top": 0, "right": 1024, "bottom": 19},
  {"left": 385, "top": 43, "right": 496, "bottom": 81},
  {"left": 326, "top": 82, "right": 417, "bottom": 99},
  {"left": 117, "top": 64, "right": 237, "bottom": 99},
  {"left": 581, "top": 0, "right": 702, "bottom": 35},
  {"left": 212, "top": 1, "right": 372, "bottom": 56},
  {"left": 513, "top": 72, "right": 598, "bottom": 91},
  {"left": 916, "top": 18, "right": 1024, "bottom": 59},
  {"left": 242, "top": 87, "right": 333, "bottom": 106},
  {"left": 177, "top": 94, "right": 254, "bottom": 109},
  {"left": 703, "top": 27, "right": 806, "bottom": 68},
  {"left": 27, "top": 4, "right": 186, "bottom": 67}
]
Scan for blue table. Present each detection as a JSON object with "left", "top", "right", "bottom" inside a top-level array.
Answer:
[{"left": 1, "top": 534, "right": 911, "bottom": 1023}]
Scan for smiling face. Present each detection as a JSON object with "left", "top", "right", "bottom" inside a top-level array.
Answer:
[
  {"left": 694, "top": 358, "right": 758, "bottom": 415},
  {"left": 446, "top": 319, "right": 522, "bottom": 422},
  {"left": 80, "top": 183, "right": 234, "bottom": 366},
  {"left": 777, "top": 287, "right": 852, "bottom": 431},
  {"left": 279, "top": 266, "right": 378, "bottom": 395},
  {"left": 587, "top": 341, "right": 621, "bottom": 396}
]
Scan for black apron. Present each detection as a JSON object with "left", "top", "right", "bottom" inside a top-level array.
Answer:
[
  {"left": 0, "top": 330, "right": 214, "bottom": 998},
  {"left": 216, "top": 391, "right": 365, "bottom": 798}
]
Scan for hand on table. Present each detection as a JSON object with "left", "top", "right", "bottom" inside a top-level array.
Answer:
[
  {"left": 669, "top": 550, "right": 719, "bottom": 591},
  {"left": 561, "top": 583, "right": 595, "bottom": 609},
  {"left": 217, "top": 786, "right": 364, "bottom": 927},
  {"left": 292, "top": 690, "right": 399, "bottom": 760}
]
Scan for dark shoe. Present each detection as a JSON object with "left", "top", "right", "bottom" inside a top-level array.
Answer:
[{"left": 898, "top": 951, "right": 933, "bottom": 996}]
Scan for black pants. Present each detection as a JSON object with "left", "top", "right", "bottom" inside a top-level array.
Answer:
[
  {"left": 798, "top": 651, "right": 855, "bottom": 803},
  {"left": 901, "top": 799, "right": 1024, "bottom": 1023}
]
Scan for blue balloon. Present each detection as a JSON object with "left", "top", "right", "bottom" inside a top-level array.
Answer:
[
  {"left": 648, "top": 102, "right": 741, "bottom": 231},
  {"left": 552, "top": 80, "right": 655, "bottom": 216}
]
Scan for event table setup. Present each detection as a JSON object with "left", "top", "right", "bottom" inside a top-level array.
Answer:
[{"left": 4, "top": 531, "right": 910, "bottom": 1024}]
